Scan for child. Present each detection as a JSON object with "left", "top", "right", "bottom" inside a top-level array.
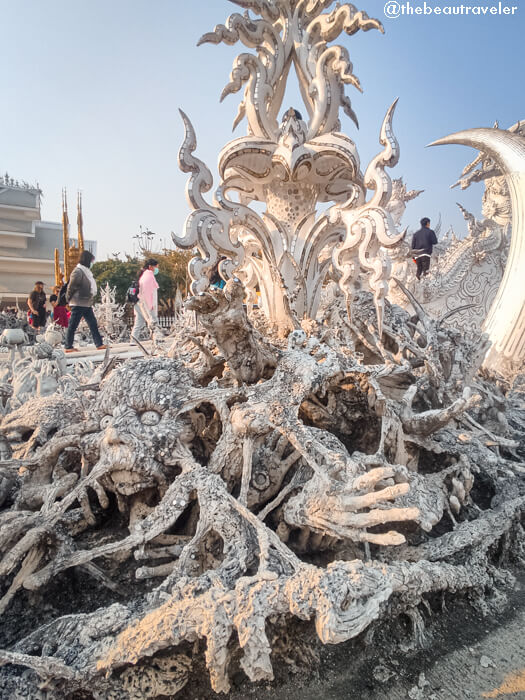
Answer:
[{"left": 50, "top": 286, "right": 69, "bottom": 328}]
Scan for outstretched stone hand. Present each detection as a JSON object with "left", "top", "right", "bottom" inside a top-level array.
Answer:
[{"left": 284, "top": 462, "right": 419, "bottom": 546}]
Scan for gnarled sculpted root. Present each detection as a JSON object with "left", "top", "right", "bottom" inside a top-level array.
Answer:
[{"left": 0, "top": 278, "right": 524, "bottom": 697}]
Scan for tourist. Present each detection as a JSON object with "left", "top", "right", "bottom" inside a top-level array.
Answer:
[
  {"left": 209, "top": 259, "right": 226, "bottom": 290},
  {"left": 64, "top": 250, "right": 106, "bottom": 353},
  {"left": 130, "top": 258, "right": 160, "bottom": 343},
  {"left": 49, "top": 285, "right": 69, "bottom": 328},
  {"left": 27, "top": 281, "right": 47, "bottom": 331},
  {"left": 411, "top": 217, "right": 438, "bottom": 280}
]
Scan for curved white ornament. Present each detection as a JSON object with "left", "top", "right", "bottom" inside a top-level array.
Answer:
[
  {"left": 430, "top": 128, "right": 525, "bottom": 374},
  {"left": 174, "top": 0, "right": 402, "bottom": 335}
]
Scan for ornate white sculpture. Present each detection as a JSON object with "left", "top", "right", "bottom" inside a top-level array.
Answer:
[
  {"left": 92, "top": 283, "right": 127, "bottom": 342},
  {"left": 389, "top": 122, "right": 523, "bottom": 344},
  {"left": 430, "top": 124, "right": 525, "bottom": 374},
  {"left": 389, "top": 211, "right": 510, "bottom": 336},
  {"left": 173, "top": 0, "right": 404, "bottom": 335},
  {"left": 2, "top": 5, "right": 525, "bottom": 697},
  {"left": 451, "top": 121, "right": 519, "bottom": 228},
  {"left": 385, "top": 177, "right": 424, "bottom": 227}
]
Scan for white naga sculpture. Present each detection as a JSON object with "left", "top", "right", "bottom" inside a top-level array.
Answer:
[
  {"left": 173, "top": 0, "right": 404, "bottom": 335},
  {"left": 389, "top": 121, "right": 524, "bottom": 370},
  {"left": 389, "top": 172, "right": 511, "bottom": 335},
  {"left": 386, "top": 177, "right": 424, "bottom": 227},
  {"left": 430, "top": 123, "right": 525, "bottom": 375}
]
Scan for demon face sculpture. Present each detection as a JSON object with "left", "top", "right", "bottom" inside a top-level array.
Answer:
[{"left": 93, "top": 359, "right": 198, "bottom": 512}]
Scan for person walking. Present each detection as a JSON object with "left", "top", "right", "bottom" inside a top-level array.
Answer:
[
  {"left": 27, "top": 281, "right": 47, "bottom": 331},
  {"left": 411, "top": 217, "right": 438, "bottom": 280},
  {"left": 131, "top": 258, "right": 159, "bottom": 343},
  {"left": 64, "top": 250, "right": 106, "bottom": 353}
]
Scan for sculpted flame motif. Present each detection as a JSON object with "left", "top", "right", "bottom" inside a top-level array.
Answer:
[{"left": 173, "top": 0, "right": 404, "bottom": 335}]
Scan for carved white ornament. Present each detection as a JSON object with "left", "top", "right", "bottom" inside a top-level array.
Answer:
[
  {"left": 430, "top": 125, "right": 525, "bottom": 374},
  {"left": 173, "top": 0, "right": 404, "bottom": 335}
]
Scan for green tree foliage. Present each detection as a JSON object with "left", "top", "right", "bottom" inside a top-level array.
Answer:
[
  {"left": 92, "top": 250, "right": 192, "bottom": 309},
  {"left": 91, "top": 256, "right": 140, "bottom": 305},
  {"left": 155, "top": 249, "right": 192, "bottom": 312}
]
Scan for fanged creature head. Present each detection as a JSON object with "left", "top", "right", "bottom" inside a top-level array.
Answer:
[{"left": 95, "top": 359, "right": 197, "bottom": 498}]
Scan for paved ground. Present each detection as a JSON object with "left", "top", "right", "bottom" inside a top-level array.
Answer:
[
  {"left": 0, "top": 341, "right": 146, "bottom": 365},
  {"left": 310, "top": 610, "right": 525, "bottom": 699}
]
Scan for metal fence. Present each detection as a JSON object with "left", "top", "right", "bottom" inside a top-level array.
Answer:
[
  {"left": 157, "top": 315, "right": 177, "bottom": 329},
  {"left": 122, "top": 307, "right": 177, "bottom": 331}
]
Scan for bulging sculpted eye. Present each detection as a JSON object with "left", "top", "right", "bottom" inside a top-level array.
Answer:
[
  {"left": 100, "top": 415, "right": 112, "bottom": 429},
  {"left": 140, "top": 410, "right": 161, "bottom": 426}
]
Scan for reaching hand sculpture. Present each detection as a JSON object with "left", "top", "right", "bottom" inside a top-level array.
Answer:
[
  {"left": 173, "top": 0, "right": 404, "bottom": 335},
  {"left": 5, "top": 4, "right": 525, "bottom": 698},
  {"left": 1, "top": 278, "right": 524, "bottom": 696}
]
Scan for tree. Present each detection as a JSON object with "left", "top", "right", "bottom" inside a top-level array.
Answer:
[
  {"left": 91, "top": 250, "right": 192, "bottom": 309},
  {"left": 155, "top": 249, "right": 192, "bottom": 312},
  {"left": 91, "top": 256, "right": 140, "bottom": 305}
]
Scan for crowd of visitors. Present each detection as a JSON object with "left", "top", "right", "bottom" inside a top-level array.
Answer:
[
  {"left": 20, "top": 254, "right": 169, "bottom": 351},
  {"left": 18, "top": 217, "right": 437, "bottom": 351},
  {"left": 24, "top": 250, "right": 106, "bottom": 352}
]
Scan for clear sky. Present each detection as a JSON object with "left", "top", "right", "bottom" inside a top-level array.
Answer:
[{"left": 1, "top": 0, "right": 523, "bottom": 259}]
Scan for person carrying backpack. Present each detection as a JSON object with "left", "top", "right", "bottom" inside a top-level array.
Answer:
[
  {"left": 64, "top": 250, "right": 106, "bottom": 352},
  {"left": 130, "top": 258, "right": 160, "bottom": 343}
]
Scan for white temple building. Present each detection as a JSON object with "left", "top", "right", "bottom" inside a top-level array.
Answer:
[{"left": 0, "top": 174, "right": 96, "bottom": 307}]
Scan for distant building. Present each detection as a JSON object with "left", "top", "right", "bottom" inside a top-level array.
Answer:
[{"left": 0, "top": 175, "right": 96, "bottom": 307}]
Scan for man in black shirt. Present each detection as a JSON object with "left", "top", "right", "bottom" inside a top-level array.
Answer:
[
  {"left": 411, "top": 217, "right": 438, "bottom": 280},
  {"left": 27, "top": 281, "right": 47, "bottom": 330}
]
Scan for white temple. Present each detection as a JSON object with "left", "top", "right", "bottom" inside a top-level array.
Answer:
[
  {"left": 173, "top": 1, "right": 525, "bottom": 374},
  {"left": 0, "top": 177, "right": 61, "bottom": 305},
  {"left": 0, "top": 175, "right": 97, "bottom": 307}
]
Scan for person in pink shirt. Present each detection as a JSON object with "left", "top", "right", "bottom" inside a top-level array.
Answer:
[{"left": 131, "top": 258, "right": 159, "bottom": 343}]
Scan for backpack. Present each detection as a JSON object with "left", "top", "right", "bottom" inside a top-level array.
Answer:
[
  {"left": 58, "top": 282, "right": 68, "bottom": 307},
  {"left": 127, "top": 281, "right": 139, "bottom": 304}
]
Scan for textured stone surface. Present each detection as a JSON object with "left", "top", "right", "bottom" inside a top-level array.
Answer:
[
  {"left": 0, "top": 2, "right": 524, "bottom": 698},
  {"left": 0, "top": 275, "right": 523, "bottom": 696}
]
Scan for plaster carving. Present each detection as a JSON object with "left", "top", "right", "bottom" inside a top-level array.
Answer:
[
  {"left": 0, "top": 272, "right": 523, "bottom": 696},
  {"left": 390, "top": 121, "right": 524, "bottom": 345},
  {"left": 0, "top": 311, "right": 36, "bottom": 347},
  {"left": 92, "top": 283, "right": 128, "bottom": 343},
  {"left": 430, "top": 123, "right": 525, "bottom": 374},
  {"left": 173, "top": 1, "right": 404, "bottom": 335},
  {"left": 385, "top": 177, "right": 424, "bottom": 227},
  {"left": 390, "top": 215, "right": 510, "bottom": 336},
  {"left": 0, "top": 2, "right": 524, "bottom": 698}
]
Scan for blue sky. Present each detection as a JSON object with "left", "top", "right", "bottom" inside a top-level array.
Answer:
[{"left": 1, "top": 0, "right": 523, "bottom": 259}]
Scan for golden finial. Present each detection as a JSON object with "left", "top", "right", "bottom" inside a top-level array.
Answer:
[
  {"left": 77, "top": 190, "right": 84, "bottom": 253},
  {"left": 62, "top": 188, "right": 71, "bottom": 281},
  {"left": 54, "top": 248, "right": 63, "bottom": 287}
]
